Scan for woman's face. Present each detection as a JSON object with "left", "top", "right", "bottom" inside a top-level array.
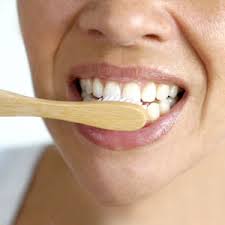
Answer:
[{"left": 18, "top": 0, "right": 225, "bottom": 205}]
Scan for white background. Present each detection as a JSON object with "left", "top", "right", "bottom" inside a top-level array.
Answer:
[{"left": 0, "top": 0, "right": 52, "bottom": 150}]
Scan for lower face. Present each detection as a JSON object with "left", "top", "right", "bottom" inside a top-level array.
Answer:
[{"left": 18, "top": 0, "right": 225, "bottom": 205}]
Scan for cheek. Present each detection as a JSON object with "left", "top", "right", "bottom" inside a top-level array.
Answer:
[
  {"left": 18, "top": 0, "right": 85, "bottom": 98},
  {"left": 168, "top": 2, "right": 225, "bottom": 150}
]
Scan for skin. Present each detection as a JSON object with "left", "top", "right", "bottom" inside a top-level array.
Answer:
[{"left": 16, "top": 0, "right": 225, "bottom": 224}]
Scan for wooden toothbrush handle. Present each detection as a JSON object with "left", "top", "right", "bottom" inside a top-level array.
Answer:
[
  {"left": 0, "top": 89, "right": 35, "bottom": 116},
  {"left": 0, "top": 89, "right": 86, "bottom": 119},
  {"left": 0, "top": 89, "right": 148, "bottom": 131}
]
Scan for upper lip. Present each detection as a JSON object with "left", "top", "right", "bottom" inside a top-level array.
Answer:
[{"left": 69, "top": 62, "right": 188, "bottom": 91}]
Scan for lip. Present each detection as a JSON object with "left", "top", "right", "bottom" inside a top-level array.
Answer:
[
  {"left": 66, "top": 62, "right": 189, "bottom": 151},
  {"left": 69, "top": 62, "right": 188, "bottom": 89}
]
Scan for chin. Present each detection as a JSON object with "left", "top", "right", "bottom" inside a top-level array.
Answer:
[{"left": 45, "top": 119, "right": 203, "bottom": 207}]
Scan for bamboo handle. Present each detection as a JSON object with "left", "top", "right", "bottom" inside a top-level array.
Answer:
[{"left": 0, "top": 89, "right": 148, "bottom": 131}]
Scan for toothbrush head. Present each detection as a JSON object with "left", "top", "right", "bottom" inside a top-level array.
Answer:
[{"left": 100, "top": 96, "right": 142, "bottom": 105}]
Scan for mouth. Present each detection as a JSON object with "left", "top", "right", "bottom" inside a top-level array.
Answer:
[{"left": 67, "top": 62, "right": 188, "bottom": 151}]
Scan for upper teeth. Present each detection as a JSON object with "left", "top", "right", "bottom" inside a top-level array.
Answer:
[
  {"left": 122, "top": 83, "right": 141, "bottom": 103},
  {"left": 156, "top": 84, "right": 170, "bottom": 101},
  {"left": 104, "top": 81, "right": 121, "bottom": 99},
  {"left": 93, "top": 78, "right": 104, "bottom": 98},
  {"left": 79, "top": 78, "right": 182, "bottom": 121},
  {"left": 141, "top": 82, "right": 157, "bottom": 102}
]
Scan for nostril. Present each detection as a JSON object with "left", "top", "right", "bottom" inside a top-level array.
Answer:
[
  {"left": 88, "top": 29, "right": 104, "bottom": 37},
  {"left": 144, "top": 34, "right": 161, "bottom": 42}
]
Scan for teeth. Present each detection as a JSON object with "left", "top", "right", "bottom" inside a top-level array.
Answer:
[
  {"left": 142, "top": 104, "right": 148, "bottom": 110},
  {"left": 159, "top": 99, "right": 170, "bottom": 115},
  {"left": 168, "top": 97, "right": 178, "bottom": 107},
  {"left": 169, "top": 85, "right": 179, "bottom": 98},
  {"left": 156, "top": 84, "right": 170, "bottom": 101},
  {"left": 80, "top": 79, "right": 87, "bottom": 91},
  {"left": 141, "top": 82, "right": 157, "bottom": 102},
  {"left": 147, "top": 103, "right": 160, "bottom": 122},
  {"left": 81, "top": 91, "right": 88, "bottom": 99},
  {"left": 122, "top": 83, "right": 141, "bottom": 102},
  {"left": 83, "top": 95, "right": 95, "bottom": 101},
  {"left": 93, "top": 78, "right": 104, "bottom": 98},
  {"left": 103, "top": 81, "right": 121, "bottom": 99},
  {"left": 79, "top": 78, "right": 183, "bottom": 123},
  {"left": 86, "top": 79, "right": 93, "bottom": 94}
]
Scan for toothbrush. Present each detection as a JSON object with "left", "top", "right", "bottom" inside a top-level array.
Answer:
[{"left": 0, "top": 89, "right": 149, "bottom": 131}]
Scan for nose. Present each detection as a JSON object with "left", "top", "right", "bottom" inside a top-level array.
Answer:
[{"left": 77, "top": 0, "right": 176, "bottom": 46}]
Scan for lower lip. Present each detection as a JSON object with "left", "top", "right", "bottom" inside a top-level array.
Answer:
[{"left": 68, "top": 82, "right": 188, "bottom": 151}]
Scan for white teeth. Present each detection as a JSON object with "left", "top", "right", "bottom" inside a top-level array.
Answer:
[
  {"left": 103, "top": 81, "right": 121, "bottom": 99},
  {"left": 156, "top": 84, "right": 170, "bottom": 101},
  {"left": 93, "top": 78, "right": 103, "bottom": 98},
  {"left": 159, "top": 99, "right": 171, "bottom": 115},
  {"left": 141, "top": 82, "right": 157, "bottom": 102},
  {"left": 147, "top": 103, "right": 160, "bottom": 122},
  {"left": 79, "top": 78, "right": 182, "bottom": 122},
  {"left": 81, "top": 91, "right": 88, "bottom": 99},
  {"left": 122, "top": 82, "right": 141, "bottom": 102},
  {"left": 83, "top": 95, "right": 95, "bottom": 101},
  {"left": 168, "top": 97, "right": 178, "bottom": 107},
  {"left": 80, "top": 79, "right": 87, "bottom": 91},
  {"left": 169, "top": 85, "right": 179, "bottom": 98},
  {"left": 142, "top": 104, "right": 148, "bottom": 110},
  {"left": 85, "top": 79, "right": 93, "bottom": 94}
]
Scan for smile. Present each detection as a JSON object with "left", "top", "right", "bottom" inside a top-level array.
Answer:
[{"left": 67, "top": 62, "right": 188, "bottom": 150}]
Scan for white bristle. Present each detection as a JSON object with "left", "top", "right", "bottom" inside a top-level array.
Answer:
[
  {"left": 100, "top": 96, "right": 142, "bottom": 105},
  {"left": 98, "top": 98, "right": 103, "bottom": 102},
  {"left": 102, "top": 96, "right": 120, "bottom": 101},
  {"left": 84, "top": 95, "right": 143, "bottom": 106},
  {"left": 102, "top": 96, "right": 123, "bottom": 101}
]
